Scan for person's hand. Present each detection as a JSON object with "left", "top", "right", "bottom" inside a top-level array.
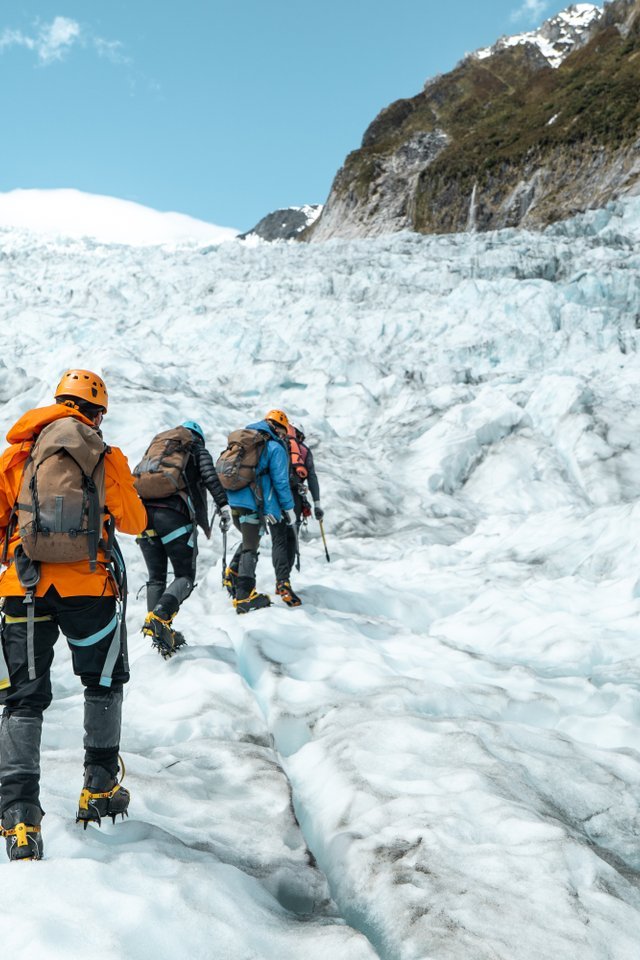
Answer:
[
  {"left": 285, "top": 509, "right": 296, "bottom": 526},
  {"left": 219, "top": 506, "right": 232, "bottom": 533},
  {"left": 314, "top": 502, "right": 324, "bottom": 521}
]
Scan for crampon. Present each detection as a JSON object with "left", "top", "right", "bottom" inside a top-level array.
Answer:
[
  {"left": 1, "top": 803, "right": 43, "bottom": 861},
  {"left": 76, "top": 758, "right": 130, "bottom": 829},
  {"left": 142, "top": 612, "right": 186, "bottom": 659}
]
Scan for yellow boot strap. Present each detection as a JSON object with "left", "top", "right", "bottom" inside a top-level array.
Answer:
[
  {"left": 78, "top": 783, "right": 121, "bottom": 812},
  {"left": 1, "top": 822, "right": 41, "bottom": 848}
]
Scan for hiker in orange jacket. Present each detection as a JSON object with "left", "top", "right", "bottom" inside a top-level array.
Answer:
[{"left": 0, "top": 369, "right": 146, "bottom": 860}]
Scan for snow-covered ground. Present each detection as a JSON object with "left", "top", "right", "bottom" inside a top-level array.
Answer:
[
  {"left": 1, "top": 195, "right": 640, "bottom": 958},
  {"left": 0, "top": 188, "right": 239, "bottom": 246}
]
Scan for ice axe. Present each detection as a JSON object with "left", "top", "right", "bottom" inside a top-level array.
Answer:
[
  {"left": 211, "top": 508, "right": 228, "bottom": 588},
  {"left": 319, "top": 519, "right": 330, "bottom": 563},
  {"left": 221, "top": 527, "right": 228, "bottom": 589}
]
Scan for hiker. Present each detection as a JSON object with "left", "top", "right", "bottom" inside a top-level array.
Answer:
[
  {"left": 134, "top": 421, "right": 231, "bottom": 656},
  {"left": 0, "top": 369, "right": 147, "bottom": 860},
  {"left": 218, "top": 409, "right": 295, "bottom": 614},
  {"left": 270, "top": 423, "right": 324, "bottom": 606}
]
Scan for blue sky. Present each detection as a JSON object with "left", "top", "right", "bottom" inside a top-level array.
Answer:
[{"left": 1, "top": 1, "right": 590, "bottom": 231}]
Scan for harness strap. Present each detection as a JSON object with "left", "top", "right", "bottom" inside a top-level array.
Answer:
[
  {"left": 67, "top": 612, "right": 119, "bottom": 648},
  {"left": 160, "top": 523, "right": 193, "bottom": 545},
  {"left": 0, "top": 644, "right": 10, "bottom": 690},
  {"left": 137, "top": 528, "right": 158, "bottom": 540},
  {"left": 99, "top": 604, "right": 123, "bottom": 689},
  {"left": 99, "top": 514, "right": 116, "bottom": 563},
  {"left": 109, "top": 540, "right": 128, "bottom": 674},
  {"left": 24, "top": 591, "right": 36, "bottom": 681},
  {"left": 238, "top": 512, "right": 261, "bottom": 525},
  {"left": 85, "top": 477, "right": 102, "bottom": 572},
  {"left": 4, "top": 615, "right": 54, "bottom": 624}
]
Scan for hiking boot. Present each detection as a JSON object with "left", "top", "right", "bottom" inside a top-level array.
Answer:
[
  {"left": 142, "top": 612, "right": 186, "bottom": 659},
  {"left": 77, "top": 762, "right": 130, "bottom": 829},
  {"left": 276, "top": 580, "right": 302, "bottom": 607},
  {"left": 222, "top": 566, "right": 238, "bottom": 598},
  {"left": 233, "top": 589, "right": 271, "bottom": 615},
  {"left": 1, "top": 803, "right": 43, "bottom": 861}
]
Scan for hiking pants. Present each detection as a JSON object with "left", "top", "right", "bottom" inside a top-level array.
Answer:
[
  {"left": 230, "top": 508, "right": 262, "bottom": 599},
  {"left": 271, "top": 520, "right": 297, "bottom": 582},
  {"left": 138, "top": 506, "right": 197, "bottom": 620},
  {"left": 0, "top": 587, "right": 127, "bottom": 813},
  {"left": 271, "top": 490, "right": 304, "bottom": 582}
]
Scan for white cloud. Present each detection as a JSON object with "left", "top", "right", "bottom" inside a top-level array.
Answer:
[
  {"left": 0, "top": 28, "right": 36, "bottom": 54},
  {"left": 37, "top": 16, "right": 81, "bottom": 63},
  {"left": 510, "top": 0, "right": 550, "bottom": 23},
  {"left": 0, "top": 16, "right": 129, "bottom": 66},
  {"left": 94, "top": 37, "right": 131, "bottom": 67}
]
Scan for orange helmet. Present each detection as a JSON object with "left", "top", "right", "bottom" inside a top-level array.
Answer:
[
  {"left": 55, "top": 369, "right": 109, "bottom": 412},
  {"left": 265, "top": 409, "right": 288, "bottom": 429}
]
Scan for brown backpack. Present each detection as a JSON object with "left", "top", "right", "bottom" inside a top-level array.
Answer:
[
  {"left": 215, "top": 429, "right": 268, "bottom": 491},
  {"left": 17, "top": 418, "right": 108, "bottom": 567},
  {"left": 133, "top": 427, "right": 194, "bottom": 499}
]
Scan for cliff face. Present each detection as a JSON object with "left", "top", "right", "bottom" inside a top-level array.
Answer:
[
  {"left": 239, "top": 205, "right": 322, "bottom": 241},
  {"left": 306, "top": 1, "right": 640, "bottom": 241}
]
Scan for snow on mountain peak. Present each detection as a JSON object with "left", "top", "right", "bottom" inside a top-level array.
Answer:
[
  {"left": 472, "top": 3, "right": 604, "bottom": 69},
  {"left": 0, "top": 188, "right": 239, "bottom": 247}
]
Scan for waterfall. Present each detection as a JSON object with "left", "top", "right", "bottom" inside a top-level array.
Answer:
[{"left": 466, "top": 181, "right": 478, "bottom": 233}]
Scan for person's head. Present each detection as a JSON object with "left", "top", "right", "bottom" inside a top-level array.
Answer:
[
  {"left": 265, "top": 408, "right": 289, "bottom": 437},
  {"left": 182, "top": 420, "right": 205, "bottom": 443},
  {"left": 54, "top": 369, "right": 108, "bottom": 426}
]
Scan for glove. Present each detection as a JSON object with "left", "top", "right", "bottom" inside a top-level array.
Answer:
[
  {"left": 285, "top": 509, "right": 296, "bottom": 526},
  {"left": 314, "top": 502, "right": 324, "bottom": 521},
  {"left": 219, "top": 506, "right": 232, "bottom": 533}
]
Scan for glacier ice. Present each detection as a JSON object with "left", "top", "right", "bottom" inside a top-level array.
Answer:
[{"left": 1, "top": 196, "right": 640, "bottom": 958}]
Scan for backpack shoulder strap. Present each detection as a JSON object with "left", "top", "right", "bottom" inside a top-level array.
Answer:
[{"left": 1, "top": 448, "right": 33, "bottom": 564}]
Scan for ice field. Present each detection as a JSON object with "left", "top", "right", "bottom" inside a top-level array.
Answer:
[{"left": 1, "top": 196, "right": 640, "bottom": 958}]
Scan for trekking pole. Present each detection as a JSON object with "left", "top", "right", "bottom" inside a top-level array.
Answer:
[
  {"left": 319, "top": 519, "right": 330, "bottom": 562},
  {"left": 294, "top": 521, "right": 301, "bottom": 572}
]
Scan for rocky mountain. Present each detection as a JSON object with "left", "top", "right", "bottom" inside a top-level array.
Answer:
[
  {"left": 305, "top": 1, "right": 640, "bottom": 241},
  {"left": 473, "top": 3, "right": 604, "bottom": 68},
  {"left": 239, "top": 204, "right": 322, "bottom": 241}
]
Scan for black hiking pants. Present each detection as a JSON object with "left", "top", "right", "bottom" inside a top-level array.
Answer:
[
  {"left": 271, "top": 492, "right": 303, "bottom": 582},
  {"left": 138, "top": 506, "right": 197, "bottom": 620},
  {"left": 0, "top": 587, "right": 127, "bottom": 812},
  {"left": 229, "top": 508, "right": 262, "bottom": 599},
  {"left": 271, "top": 520, "right": 297, "bottom": 582}
]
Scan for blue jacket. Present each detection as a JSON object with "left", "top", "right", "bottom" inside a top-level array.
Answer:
[{"left": 226, "top": 420, "right": 294, "bottom": 519}]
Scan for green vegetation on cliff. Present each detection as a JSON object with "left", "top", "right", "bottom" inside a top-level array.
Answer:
[{"left": 314, "top": 0, "right": 640, "bottom": 236}]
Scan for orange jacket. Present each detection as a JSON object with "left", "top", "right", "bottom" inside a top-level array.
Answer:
[{"left": 0, "top": 404, "right": 147, "bottom": 597}]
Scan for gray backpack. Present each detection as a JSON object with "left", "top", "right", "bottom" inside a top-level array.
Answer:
[
  {"left": 17, "top": 418, "right": 108, "bottom": 568},
  {"left": 133, "top": 427, "right": 194, "bottom": 499}
]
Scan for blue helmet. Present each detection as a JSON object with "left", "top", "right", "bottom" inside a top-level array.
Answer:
[{"left": 182, "top": 420, "right": 205, "bottom": 442}]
